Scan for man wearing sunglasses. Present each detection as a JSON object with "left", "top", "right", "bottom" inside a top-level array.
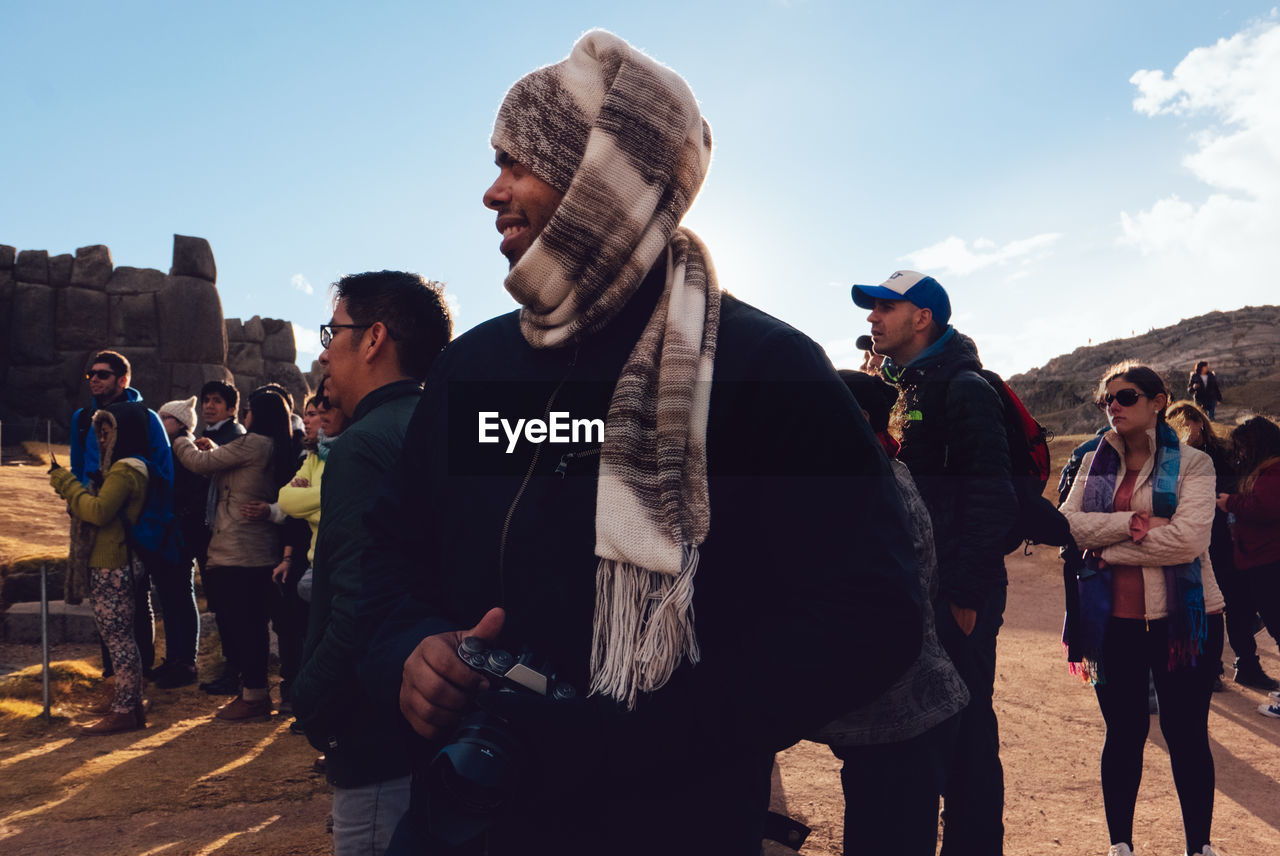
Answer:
[
  {"left": 70, "top": 349, "right": 179, "bottom": 682},
  {"left": 854, "top": 270, "right": 1018, "bottom": 855}
]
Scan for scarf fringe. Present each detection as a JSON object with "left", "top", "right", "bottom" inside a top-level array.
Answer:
[{"left": 589, "top": 546, "right": 701, "bottom": 709}]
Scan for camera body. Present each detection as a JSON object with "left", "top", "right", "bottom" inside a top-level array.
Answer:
[
  {"left": 455, "top": 636, "right": 578, "bottom": 701},
  {"left": 417, "top": 637, "right": 577, "bottom": 845}
]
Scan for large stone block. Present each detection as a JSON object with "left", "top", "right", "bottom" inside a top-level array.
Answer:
[
  {"left": 106, "top": 266, "right": 165, "bottom": 294},
  {"left": 55, "top": 287, "right": 109, "bottom": 350},
  {"left": 261, "top": 319, "right": 297, "bottom": 363},
  {"left": 115, "top": 346, "right": 168, "bottom": 406},
  {"left": 48, "top": 253, "right": 74, "bottom": 287},
  {"left": 0, "top": 244, "right": 15, "bottom": 269},
  {"left": 15, "top": 249, "right": 49, "bottom": 283},
  {"left": 263, "top": 360, "right": 310, "bottom": 411},
  {"left": 71, "top": 244, "right": 113, "bottom": 289},
  {"left": 242, "top": 315, "right": 266, "bottom": 343},
  {"left": 10, "top": 282, "right": 57, "bottom": 365},
  {"left": 170, "top": 234, "right": 216, "bottom": 282},
  {"left": 232, "top": 374, "right": 264, "bottom": 418},
  {"left": 168, "top": 362, "right": 234, "bottom": 402},
  {"left": 157, "top": 275, "right": 226, "bottom": 364},
  {"left": 108, "top": 293, "right": 159, "bottom": 347},
  {"left": 225, "top": 317, "right": 246, "bottom": 342},
  {"left": 227, "top": 341, "right": 265, "bottom": 377}
]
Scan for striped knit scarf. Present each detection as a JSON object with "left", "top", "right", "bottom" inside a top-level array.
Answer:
[
  {"left": 493, "top": 30, "right": 719, "bottom": 708},
  {"left": 1071, "top": 422, "right": 1206, "bottom": 684}
]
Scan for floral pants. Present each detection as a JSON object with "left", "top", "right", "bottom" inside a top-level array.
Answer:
[{"left": 90, "top": 558, "right": 144, "bottom": 714}]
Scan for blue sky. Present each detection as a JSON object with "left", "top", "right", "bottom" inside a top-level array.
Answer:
[{"left": 4, "top": 2, "right": 1278, "bottom": 379}]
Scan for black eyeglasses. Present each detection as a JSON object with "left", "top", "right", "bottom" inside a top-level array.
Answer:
[
  {"left": 1097, "top": 389, "right": 1147, "bottom": 410},
  {"left": 85, "top": 369, "right": 117, "bottom": 381},
  {"left": 320, "top": 324, "right": 370, "bottom": 348}
]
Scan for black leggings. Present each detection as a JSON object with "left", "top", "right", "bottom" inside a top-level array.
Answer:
[{"left": 1094, "top": 614, "right": 1224, "bottom": 854}]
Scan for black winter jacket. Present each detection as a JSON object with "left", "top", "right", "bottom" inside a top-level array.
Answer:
[
  {"left": 888, "top": 328, "right": 1017, "bottom": 608},
  {"left": 361, "top": 266, "right": 923, "bottom": 855},
  {"left": 293, "top": 379, "right": 422, "bottom": 788}
]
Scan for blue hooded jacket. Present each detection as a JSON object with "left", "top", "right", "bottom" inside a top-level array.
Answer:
[{"left": 71, "top": 387, "right": 180, "bottom": 562}]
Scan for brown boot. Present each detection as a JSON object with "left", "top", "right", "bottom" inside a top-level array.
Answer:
[
  {"left": 216, "top": 695, "right": 273, "bottom": 722},
  {"left": 82, "top": 708, "right": 143, "bottom": 736}
]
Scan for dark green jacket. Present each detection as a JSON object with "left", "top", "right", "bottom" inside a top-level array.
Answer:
[{"left": 292, "top": 378, "right": 422, "bottom": 788}]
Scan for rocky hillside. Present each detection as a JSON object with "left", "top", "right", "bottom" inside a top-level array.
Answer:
[{"left": 1008, "top": 305, "right": 1280, "bottom": 435}]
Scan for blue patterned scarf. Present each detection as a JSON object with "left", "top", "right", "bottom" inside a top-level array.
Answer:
[{"left": 1071, "top": 421, "right": 1205, "bottom": 683}]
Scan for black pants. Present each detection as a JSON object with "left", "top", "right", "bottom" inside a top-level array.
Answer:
[
  {"left": 207, "top": 565, "right": 274, "bottom": 690},
  {"left": 270, "top": 560, "right": 310, "bottom": 692},
  {"left": 934, "top": 586, "right": 1006, "bottom": 856},
  {"left": 1094, "top": 614, "right": 1225, "bottom": 855},
  {"left": 832, "top": 713, "right": 961, "bottom": 855},
  {"left": 151, "top": 554, "right": 200, "bottom": 668},
  {"left": 101, "top": 563, "right": 153, "bottom": 678},
  {"left": 1222, "top": 560, "right": 1280, "bottom": 668}
]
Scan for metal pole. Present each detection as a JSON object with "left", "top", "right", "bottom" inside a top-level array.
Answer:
[
  {"left": 41, "top": 563, "right": 51, "bottom": 719},
  {"left": 41, "top": 419, "right": 54, "bottom": 718}
]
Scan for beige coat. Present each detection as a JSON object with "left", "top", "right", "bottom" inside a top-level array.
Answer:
[
  {"left": 1062, "top": 428, "right": 1225, "bottom": 619},
  {"left": 172, "top": 432, "right": 280, "bottom": 568}
]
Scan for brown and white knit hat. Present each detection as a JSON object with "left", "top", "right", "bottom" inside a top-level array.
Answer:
[
  {"left": 492, "top": 31, "right": 720, "bottom": 708},
  {"left": 493, "top": 29, "right": 713, "bottom": 348},
  {"left": 158, "top": 396, "right": 198, "bottom": 432}
]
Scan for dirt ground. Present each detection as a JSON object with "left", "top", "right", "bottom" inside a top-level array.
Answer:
[{"left": 2, "top": 440, "right": 1279, "bottom": 855}]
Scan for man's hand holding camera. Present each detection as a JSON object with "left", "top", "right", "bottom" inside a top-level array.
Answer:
[{"left": 400, "top": 607, "right": 506, "bottom": 740}]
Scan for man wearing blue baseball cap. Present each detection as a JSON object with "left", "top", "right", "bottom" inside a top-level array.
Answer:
[{"left": 852, "top": 270, "right": 1017, "bottom": 855}]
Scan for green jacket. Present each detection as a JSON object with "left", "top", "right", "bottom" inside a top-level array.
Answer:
[
  {"left": 292, "top": 379, "right": 422, "bottom": 788},
  {"left": 52, "top": 459, "right": 148, "bottom": 568}
]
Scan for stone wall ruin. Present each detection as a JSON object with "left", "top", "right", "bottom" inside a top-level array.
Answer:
[{"left": 0, "top": 235, "right": 309, "bottom": 442}]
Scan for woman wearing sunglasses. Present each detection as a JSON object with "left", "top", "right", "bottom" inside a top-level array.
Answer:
[{"left": 1060, "top": 362, "right": 1225, "bottom": 856}]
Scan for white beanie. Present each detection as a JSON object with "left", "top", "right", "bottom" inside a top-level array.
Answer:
[{"left": 159, "top": 396, "right": 198, "bottom": 432}]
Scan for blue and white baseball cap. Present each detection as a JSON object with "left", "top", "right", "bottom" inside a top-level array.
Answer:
[{"left": 851, "top": 270, "right": 951, "bottom": 328}]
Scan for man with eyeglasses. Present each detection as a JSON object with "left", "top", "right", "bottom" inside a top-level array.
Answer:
[
  {"left": 291, "top": 271, "right": 452, "bottom": 856},
  {"left": 854, "top": 270, "right": 1018, "bottom": 855},
  {"left": 70, "top": 349, "right": 180, "bottom": 684}
]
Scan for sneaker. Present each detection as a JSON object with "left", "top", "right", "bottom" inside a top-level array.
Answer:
[
  {"left": 215, "top": 695, "right": 273, "bottom": 722},
  {"left": 1233, "top": 666, "right": 1280, "bottom": 692},
  {"left": 1270, "top": 690, "right": 1280, "bottom": 701},
  {"left": 1109, "top": 844, "right": 1135, "bottom": 856},
  {"left": 1259, "top": 702, "right": 1280, "bottom": 719},
  {"left": 1188, "top": 846, "right": 1221, "bottom": 856}
]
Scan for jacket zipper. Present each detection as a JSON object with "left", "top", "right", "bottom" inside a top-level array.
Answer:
[
  {"left": 555, "top": 447, "right": 601, "bottom": 478},
  {"left": 497, "top": 346, "right": 580, "bottom": 602}
]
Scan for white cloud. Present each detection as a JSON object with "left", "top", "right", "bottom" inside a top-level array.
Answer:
[
  {"left": 291, "top": 273, "right": 314, "bottom": 296},
  {"left": 899, "top": 232, "right": 1063, "bottom": 277},
  {"left": 1121, "top": 16, "right": 1280, "bottom": 283},
  {"left": 293, "top": 322, "right": 319, "bottom": 357}
]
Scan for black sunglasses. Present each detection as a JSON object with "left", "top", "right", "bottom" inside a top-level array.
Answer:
[
  {"left": 1097, "top": 389, "right": 1147, "bottom": 410},
  {"left": 320, "top": 323, "right": 370, "bottom": 348},
  {"left": 85, "top": 369, "right": 117, "bottom": 381}
]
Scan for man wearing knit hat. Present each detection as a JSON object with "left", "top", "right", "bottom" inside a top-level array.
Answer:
[
  {"left": 853, "top": 270, "right": 1018, "bottom": 854},
  {"left": 364, "top": 32, "right": 923, "bottom": 854}
]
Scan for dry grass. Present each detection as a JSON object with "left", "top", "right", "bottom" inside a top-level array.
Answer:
[{"left": 0, "top": 659, "right": 100, "bottom": 733}]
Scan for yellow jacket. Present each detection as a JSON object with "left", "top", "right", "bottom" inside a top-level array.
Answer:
[
  {"left": 277, "top": 452, "right": 325, "bottom": 563},
  {"left": 51, "top": 459, "right": 148, "bottom": 569}
]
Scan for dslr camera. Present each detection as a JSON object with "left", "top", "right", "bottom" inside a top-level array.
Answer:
[{"left": 418, "top": 636, "right": 577, "bottom": 845}]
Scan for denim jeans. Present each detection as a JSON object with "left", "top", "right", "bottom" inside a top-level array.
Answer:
[{"left": 332, "top": 775, "right": 412, "bottom": 856}]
